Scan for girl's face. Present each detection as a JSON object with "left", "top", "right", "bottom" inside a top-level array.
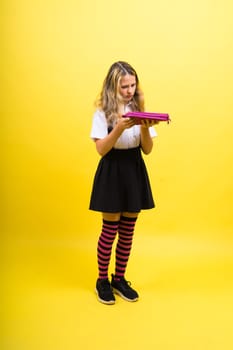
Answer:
[{"left": 118, "top": 74, "right": 137, "bottom": 104}]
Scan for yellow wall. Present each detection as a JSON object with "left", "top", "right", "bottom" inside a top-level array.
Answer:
[{"left": 2, "top": 0, "right": 233, "bottom": 239}]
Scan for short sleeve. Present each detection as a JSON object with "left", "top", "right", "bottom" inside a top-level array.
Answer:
[{"left": 90, "top": 110, "right": 108, "bottom": 140}]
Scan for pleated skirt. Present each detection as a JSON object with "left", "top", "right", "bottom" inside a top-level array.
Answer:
[{"left": 89, "top": 147, "right": 155, "bottom": 213}]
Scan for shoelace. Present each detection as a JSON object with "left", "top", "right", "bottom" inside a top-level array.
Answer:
[{"left": 119, "top": 278, "right": 132, "bottom": 289}]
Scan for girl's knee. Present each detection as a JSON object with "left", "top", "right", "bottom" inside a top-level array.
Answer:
[{"left": 122, "top": 211, "right": 139, "bottom": 218}]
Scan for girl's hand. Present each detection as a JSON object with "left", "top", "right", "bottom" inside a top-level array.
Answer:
[
  {"left": 141, "top": 119, "right": 159, "bottom": 128},
  {"left": 117, "top": 116, "right": 136, "bottom": 131}
]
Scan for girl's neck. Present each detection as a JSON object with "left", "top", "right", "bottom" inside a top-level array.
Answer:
[{"left": 119, "top": 101, "right": 131, "bottom": 113}]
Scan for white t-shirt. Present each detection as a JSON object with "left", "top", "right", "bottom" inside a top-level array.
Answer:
[{"left": 90, "top": 109, "right": 157, "bottom": 149}]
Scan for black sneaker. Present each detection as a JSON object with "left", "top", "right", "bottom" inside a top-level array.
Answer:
[
  {"left": 95, "top": 278, "right": 115, "bottom": 305},
  {"left": 111, "top": 274, "right": 139, "bottom": 302}
]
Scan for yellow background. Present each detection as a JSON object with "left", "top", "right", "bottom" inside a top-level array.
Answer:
[{"left": 2, "top": 0, "right": 233, "bottom": 349}]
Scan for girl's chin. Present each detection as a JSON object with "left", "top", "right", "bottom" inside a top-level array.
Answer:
[
  {"left": 124, "top": 97, "right": 133, "bottom": 103},
  {"left": 118, "top": 95, "right": 133, "bottom": 104}
]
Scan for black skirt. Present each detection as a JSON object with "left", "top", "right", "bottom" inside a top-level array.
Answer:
[{"left": 89, "top": 147, "right": 155, "bottom": 213}]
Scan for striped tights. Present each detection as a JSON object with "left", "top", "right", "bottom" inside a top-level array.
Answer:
[{"left": 97, "top": 216, "right": 137, "bottom": 280}]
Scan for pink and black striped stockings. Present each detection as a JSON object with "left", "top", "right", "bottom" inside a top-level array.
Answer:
[{"left": 97, "top": 216, "right": 137, "bottom": 280}]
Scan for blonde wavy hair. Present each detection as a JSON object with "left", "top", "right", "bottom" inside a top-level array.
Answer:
[{"left": 96, "top": 61, "right": 145, "bottom": 126}]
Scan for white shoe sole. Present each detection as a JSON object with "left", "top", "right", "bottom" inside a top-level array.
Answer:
[{"left": 95, "top": 289, "right": 115, "bottom": 305}]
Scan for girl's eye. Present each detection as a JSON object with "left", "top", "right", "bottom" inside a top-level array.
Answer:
[{"left": 121, "top": 84, "right": 136, "bottom": 89}]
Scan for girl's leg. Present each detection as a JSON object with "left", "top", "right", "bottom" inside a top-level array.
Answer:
[
  {"left": 97, "top": 213, "right": 120, "bottom": 279},
  {"left": 114, "top": 212, "right": 138, "bottom": 280},
  {"left": 102, "top": 212, "right": 121, "bottom": 222},
  {"left": 111, "top": 212, "right": 139, "bottom": 302},
  {"left": 95, "top": 212, "right": 121, "bottom": 304}
]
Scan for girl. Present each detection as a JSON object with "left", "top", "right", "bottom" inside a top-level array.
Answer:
[{"left": 89, "top": 61, "right": 158, "bottom": 305}]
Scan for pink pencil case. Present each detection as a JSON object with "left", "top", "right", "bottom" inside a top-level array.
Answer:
[{"left": 123, "top": 111, "right": 170, "bottom": 123}]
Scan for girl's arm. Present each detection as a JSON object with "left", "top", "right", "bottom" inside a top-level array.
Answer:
[
  {"left": 95, "top": 117, "right": 135, "bottom": 156},
  {"left": 140, "top": 120, "right": 158, "bottom": 154}
]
